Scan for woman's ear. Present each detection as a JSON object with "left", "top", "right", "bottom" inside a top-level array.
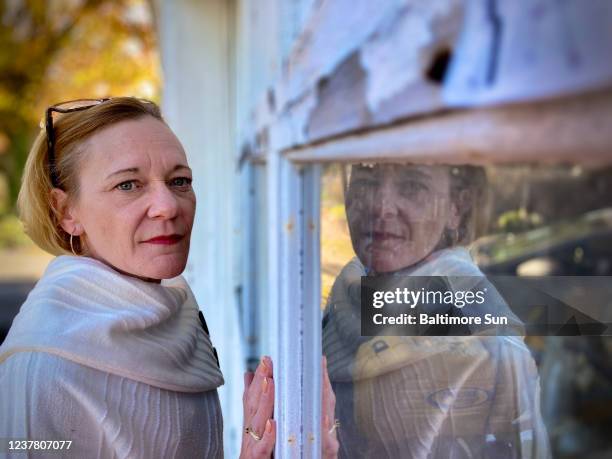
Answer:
[{"left": 50, "top": 188, "right": 83, "bottom": 236}]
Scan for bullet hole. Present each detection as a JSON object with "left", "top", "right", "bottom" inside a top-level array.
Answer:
[
  {"left": 317, "top": 75, "right": 330, "bottom": 92},
  {"left": 426, "top": 47, "right": 452, "bottom": 84}
]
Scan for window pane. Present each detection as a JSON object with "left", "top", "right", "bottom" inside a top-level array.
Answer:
[{"left": 321, "top": 162, "right": 612, "bottom": 458}]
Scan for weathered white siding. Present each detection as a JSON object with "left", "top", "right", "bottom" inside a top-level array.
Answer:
[{"left": 153, "top": 1, "right": 244, "bottom": 457}]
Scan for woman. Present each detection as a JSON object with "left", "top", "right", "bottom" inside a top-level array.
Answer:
[
  {"left": 323, "top": 163, "right": 550, "bottom": 458},
  {"left": 0, "top": 97, "right": 284, "bottom": 458}
]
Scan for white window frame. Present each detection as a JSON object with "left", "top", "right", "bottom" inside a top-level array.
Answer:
[
  {"left": 266, "top": 87, "right": 612, "bottom": 459},
  {"left": 265, "top": 145, "right": 323, "bottom": 457}
]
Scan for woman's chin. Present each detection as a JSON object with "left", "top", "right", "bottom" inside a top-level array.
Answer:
[
  {"left": 370, "top": 262, "right": 401, "bottom": 274},
  {"left": 368, "top": 253, "right": 428, "bottom": 274},
  {"left": 146, "top": 259, "right": 188, "bottom": 280},
  {"left": 122, "top": 254, "right": 189, "bottom": 281},
  {"left": 139, "top": 246, "right": 191, "bottom": 278}
]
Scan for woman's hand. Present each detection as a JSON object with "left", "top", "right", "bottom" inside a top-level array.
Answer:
[
  {"left": 240, "top": 355, "right": 337, "bottom": 458},
  {"left": 322, "top": 356, "right": 339, "bottom": 459},
  {"left": 240, "top": 356, "right": 276, "bottom": 459}
]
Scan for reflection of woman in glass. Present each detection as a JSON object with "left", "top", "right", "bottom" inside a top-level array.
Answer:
[{"left": 323, "top": 164, "right": 550, "bottom": 458}]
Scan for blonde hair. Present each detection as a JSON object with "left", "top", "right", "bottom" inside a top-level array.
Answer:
[
  {"left": 17, "top": 97, "right": 163, "bottom": 255},
  {"left": 448, "top": 165, "right": 489, "bottom": 246}
]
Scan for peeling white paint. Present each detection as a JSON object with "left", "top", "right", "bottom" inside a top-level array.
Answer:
[
  {"left": 360, "top": 8, "right": 430, "bottom": 111},
  {"left": 285, "top": 90, "right": 612, "bottom": 166},
  {"left": 280, "top": 0, "right": 401, "bottom": 107},
  {"left": 361, "top": 0, "right": 460, "bottom": 111},
  {"left": 444, "top": 0, "right": 612, "bottom": 106},
  {"left": 272, "top": 0, "right": 462, "bottom": 150},
  {"left": 278, "top": 89, "right": 319, "bottom": 149}
]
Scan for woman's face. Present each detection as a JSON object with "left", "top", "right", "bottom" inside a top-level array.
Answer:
[
  {"left": 345, "top": 164, "right": 459, "bottom": 274},
  {"left": 56, "top": 116, "right": 196, "bottom": 281}
]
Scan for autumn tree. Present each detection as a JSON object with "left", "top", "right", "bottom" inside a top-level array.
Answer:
[{"left": 0, "top": 0, "right": 160, "bottom": 210}]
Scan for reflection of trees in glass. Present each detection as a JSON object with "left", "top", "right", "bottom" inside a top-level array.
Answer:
[
  {"left": 321, "top": 164, "right": 353, "bottom": 307},
  {"left": 472, "top": 166, "right": 612, "bottom": 272},
  {"left": 0, "top": 0, "right": 160, "bottom": 211},
  {"left": 487, "top": 166, "right": 612, "bottom": 234}
]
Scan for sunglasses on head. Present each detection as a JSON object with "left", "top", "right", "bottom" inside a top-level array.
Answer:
[{"left": 44, "top": 98, "right": 111, "bottom": 188}]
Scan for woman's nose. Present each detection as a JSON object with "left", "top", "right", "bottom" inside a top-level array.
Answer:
[
  {"left": 371, "top": 182, "right": 399, "bottom": 219},
  {"left": 147, "top": 182, "right": 179, "bottom": 220}
]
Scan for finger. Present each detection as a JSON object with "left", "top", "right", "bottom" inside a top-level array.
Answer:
[
  {"left": 242, "top": 371, "right": 256, "bottom": 421},
  {"left": 321, "top": 359, "right": 340, "bottom": 459},
  {"left": 322, "top": 414, "right": 340, "bottom": 458},
  {"left": 251, "top": 419, "right": 276, "bottom": 459},
  {"left": 322, "top": 357, "right": 330, "bottom": 414},
  {"left": 322, "top": 356, "right": 336, "bottom": 418},
  {"left": 242, "top": 371, "right": 255, "bottom": 407},
  {"left": 250, "top": 376, "right": 275, "bottom": 436},
  {"left": 244, "top": 371, "right": 255, "bottom": 390},
  {"left": 245, "top": 357, "right": 272, "bottom": 418},
  {"left": 251, "top": 356, "right": 273, "bottom": 389},
  {"left": 322, "top": 355, "right": 332, "bottom": 391},
  {"left": 322, "top": 425, "right": 340, "bottom": 459},
  {"left": 263, "top": 355, "right": 273, "bottom": 375}
]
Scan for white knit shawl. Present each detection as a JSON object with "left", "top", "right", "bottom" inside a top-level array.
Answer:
[{"left": 0, "top": 255, "right": 224, "bottom": 393}]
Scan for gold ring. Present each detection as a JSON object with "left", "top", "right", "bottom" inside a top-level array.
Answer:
[
  {"left": 245, "top": 426, "right": 262, "bottom": 441},
  {"left": 328, "top": 419, "right": 340, "bottom": 434}
]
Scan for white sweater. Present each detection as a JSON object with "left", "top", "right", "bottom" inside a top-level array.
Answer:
[
  {"left": 323, "top": 248, "right": 550, "bottom": 458},
  {"left": 0, "top": 256, "right": 225, "bottom": 459}
]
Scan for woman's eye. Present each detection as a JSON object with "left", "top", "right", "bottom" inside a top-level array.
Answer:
[
  {"left": 116, "top": 180, "right": 138, "bottom": 191},
  {"left": 401, "top": 181, "right": 427, "bottom": 194},
  {"left": 170, "top": 177, "right": 193, "bottom": 188}
]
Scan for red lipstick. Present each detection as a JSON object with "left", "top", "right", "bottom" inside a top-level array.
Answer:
[{"left": 143, "top": 234, "right": 183, "bottom": 245}]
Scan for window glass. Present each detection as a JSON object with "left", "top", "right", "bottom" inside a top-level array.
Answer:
[{"left": 321, "top": 162, "right": 612, "bottom": 458}]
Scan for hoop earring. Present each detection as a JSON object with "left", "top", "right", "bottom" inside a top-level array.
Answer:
[
  {"left": 70, "top": 233, "right": 78, "bottom": 256},
  {"left": 444, "top": 227, "right": 460, "bottom": 247}
]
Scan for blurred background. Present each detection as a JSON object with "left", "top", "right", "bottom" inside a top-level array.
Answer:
[{"left": 0, "top": 0, "right": 160, "bottom": 341}]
